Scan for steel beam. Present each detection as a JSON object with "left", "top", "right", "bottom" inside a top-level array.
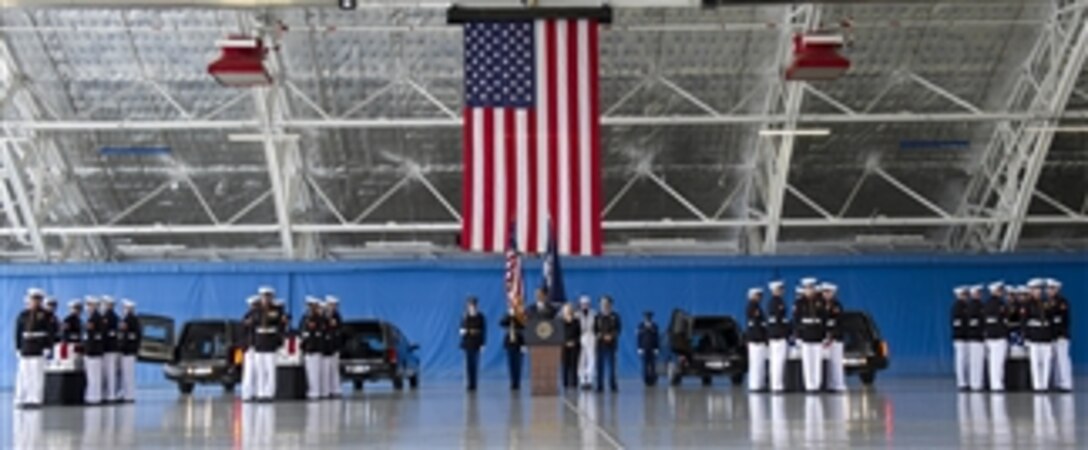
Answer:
[{"left": 0, "top": 141, "right": 47, "bottom": 260}]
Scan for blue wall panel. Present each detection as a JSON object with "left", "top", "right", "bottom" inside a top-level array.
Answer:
[{"left": 1, "top": 253, "right": 1084, "bottom": 388}]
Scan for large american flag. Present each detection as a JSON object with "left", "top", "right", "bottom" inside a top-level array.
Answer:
[{"left": 461, "top": 18, "right": 603, "bottom": 256}]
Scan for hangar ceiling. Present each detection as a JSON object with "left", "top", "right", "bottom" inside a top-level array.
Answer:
[{"left": 0, "top": 0, "right": 1086, "bottom": 261}]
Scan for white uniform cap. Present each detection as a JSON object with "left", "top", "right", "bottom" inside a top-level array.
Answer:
[
  {"left": 273, "top": 298, "right": 284, "bottom": 306},
  {"left": 747, "top": 287, "right": 763, "bottom": 297},
  {"left": 800, "top": 277, "right": 818, "bottom": 287},
  {"left": 258, "top": 286, "right": 275, "bottom": 295},
  {"left": 68, "top": 299, "right": 82, "bottom": 308},
  {"left": 26, "top": 287, "right": 45, "bottom": 298},
  {"left": 102, "top": 296, "right": 115, "bottom": 304},
  {"left": 122, "top": 299, "right": 136, "bottom": 308},
  {"left": 988, "top": 281, "right": 1004, "bottom": 292},
  {"left": 821, "top": 283, "right": 838, "bottom": 292},
  {"left": 305, "top": 296, "right": 320, "bottom": 305},
  {"left": 969, "top": 285, "right": 983, "bottom": 293},
  {"left": 84, "top": 296, "right": 99, "bottom": 304},
  {"left": 1027, "top": 278, "right": 1045, "bottom": 288},
  {"left": 246, "top": 295, "right": 259, "bottom": 304},
  {"left": 325, "top": 295, "right": 339, "bottom": 305},
  {"left": 795, "top": 287, "right": 805, "bottom": 295},
  {"left": 579, "top": 295, "right": 591, "bottom": 304},
  {"left": 46, "top": 297, "right": 58, "bottom": 304},
  {"left": 1017, "top": 285, "right": 1029, "bottom": 294},
  {"left": 768, "top": 281, "right": 784, "bottom": 290},
  {"left": 1046, "top": 278, "right": 1062, "bottom": 289},
  {"left": 953, "top": 287, "right": 967, "bottom": 296}
]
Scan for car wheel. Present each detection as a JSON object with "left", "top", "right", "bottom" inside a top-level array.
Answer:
[
  {"left": 178, "top": 382, "right": 195, "bottom": 395},
  {"left": 731, "top": 373, "right": 744, "bottom": 386},
  {"left": 860, "top": 371, "right": 876, "bottom": 385},
  {"left": 392, "top": 377, "right": 404, "bottom": 390},
  {"left": 701, "top": 376, "right": 712, "bottom": 386},
  {"left": 222, "top": 382, "right": 236, "bottom": 393},
  {"left": 353, "top": 380, "right": 363, "bottom": 392},
  {"left": 409, "top": 374, "right": 419, "bottom": 389}
]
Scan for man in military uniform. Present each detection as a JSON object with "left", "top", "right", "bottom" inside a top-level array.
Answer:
[
  {"left": 965, "top": 285, "right": 986, "bottom": 391},
  {"left": 44, "top": 297, "right": 60, "bottom": 343},
  {"left": 498, "top": 306, "right": 525, "bottom": 391},
  {"left": 1005, "top": 286, "right": 1025, "bottom": 347},
  {"left": 745, "top": 287, "right": 768, "bottom": 392},
  {"left": 14, "top": 288, "right": 52, "bottom": 408},
  {"left": 1023, "top": 279, "right": 1053, "bottom": 392},
  {"left": 765, "top": 281, "right": 790, "bottom": 393},
  {"left": 323, "top": 296, "right": 343, "bottom": 398},
  {"left": 62, "top": 300, "right": 83, "bottom": 346},
  {"left": 1046, "top": 279, "right": 1072, "bottom": 392},
  {"left": 101, "top": 296, "right": 121, "bottom": 403},
  {"left": 983, "top": 282, "right": 1009, "bottom": 392},
  {"left": 822, "top": 283, "right": 846, "bottom": 392},
  {"left": 576, "top": 296, "right": 597, "bottom": 390},
  {"left": 241, "top": 295, "right": 259, "bottom": 401},
  {"left": 300, "top": 297, "right": 327, "bottom": 400},
  {"left": 118, "top": 300, "right": 142, "bottom": 402},
  {"left": 950, "top": 286, "right": 969, "bottom": 390},
  {"left": 253, "top": 286, "right": 286, "bottom": 401},
  {"left": 460, "top": 297, "right": 486, "bottom": 392},
  {"left": 793, "top": 278, "right": 826, "bottom": 393},
  {"left": 636, "top": 311, "right": 659, "bottom": 387},
  {"left": 83, "top": 296, "right": 105, "bottom": 405},
  {"left": 594, "top": 296, "right": 621, "bottom": 392}
]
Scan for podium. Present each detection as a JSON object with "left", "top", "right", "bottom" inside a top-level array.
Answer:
[{"left": 524, "top": 317, "right": 563, "bottom": 396}]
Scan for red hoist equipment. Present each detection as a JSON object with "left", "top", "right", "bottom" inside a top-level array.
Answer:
[
  {"left": 785, "top": 33, "right": 851, "bottom": 81},
  {"left": 207, "top": 36, "right": 272, "bottom": 87}
]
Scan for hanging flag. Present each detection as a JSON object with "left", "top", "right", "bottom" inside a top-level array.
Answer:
[
  {"left": 504, "top": 222, "right": 526, "bottom": 317},
  {"left": 541, "top": 223, "right": 567, "bottom": 304},
  {"left": 460, "top": 18, "right": 603, "bottom": 256}
]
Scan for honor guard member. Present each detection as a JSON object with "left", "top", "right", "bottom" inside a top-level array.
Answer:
[
  {"left": 101, "top": 296, "right": 121, "bottom": 402},
  {"left": 323, "top": 296, "right": 343, "bottom": 398},
  {"left": 822, "top": 283, "right": 847, "bottom": 392},
  {"left": 793, "top": 278, "right": 827, "bottom": 393},
  {"left": 561, "top": 304, "right": 583, "bottom": 389},
  {"left": 1024, "top": 279, "right": 1053, "bottom": 392},
  {"left": 576, "top": 296, "right": 597, "bottom": 390},
  {"left": 241, "top": 295, "right": 259, "bottom": 401},
  {"left": 1046, "top": 279, "right": 1072, "bottom": 392},
  {"left": 14, "top": 288, "right": 52, "bottom": 408},
  {"left": 1005, "top": 286, "right": 1025, "bottom": 346},
  {"left": 300, "top": 297, "right": 327, "bottom": 400},
  {"left": 965, "top": 285, "right": 986, "bottom": 391},
  {"left": 636, "top": 311, "right": 659, "bottom": 387},
  {"left": 118, "top": 300, "right": 141, "bottom": 402},
  {"left": 498, "top": 306, "right": 526, "bottom": 391},
  {"left": 459, "top": 297, "right": 486, "bottom": 391},
  {"left": 950, "top": 286, "right": 970, "bottom": 390},
  {"left": 253, "top": 286, "right": 286, "bottom": 401},
  {"left": 594, "top": 296, "right": 622, "bottom": 392},
  {"left": 62, "top": 300, "right": 84, "bottom": 345},
  {"left": 766, "top": 281, "right": 790, "bottom": 393},
  {"left": 83, "top": 296, "right": 106, "bottom": 405},
  {"left": 745, "top": 287, "right": 768, "bottom": 392},
  {"left": 983, "top": 282, "right": 1009, "bottom": 391},
  {"left": 44, "top": 297, "right": 60, "bottom": 343}
]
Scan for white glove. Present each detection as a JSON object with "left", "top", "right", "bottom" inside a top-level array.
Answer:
[
  {"left": 637, "top": 349, "right": 643, "bottom": 355},
  {"left": 459, "top": 329, "right": 466, "bottom": 336},
  {"left": 521, "top": 347, "right": 527, "bottom": 354},
  {"left": 481, "top": 346, "right": 485, "bottom": 352}
]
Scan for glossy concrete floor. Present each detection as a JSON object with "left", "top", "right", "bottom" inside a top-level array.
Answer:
[{"left": 1, "top": 377, "right": 1084, "bottom": 449}]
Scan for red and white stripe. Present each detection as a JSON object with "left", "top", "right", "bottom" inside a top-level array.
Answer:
[{"left": 462, "top": 18, "right": 602, "bottom": 256}]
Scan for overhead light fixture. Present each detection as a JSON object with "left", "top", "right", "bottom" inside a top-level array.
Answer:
[
  {"left": 228, "top": 133, "right": 300, "bottom": 143},
  {"left": 1025, "top": 125, "right": 1088, "bottom": 133},
  {"left": 758, "top": 128, "right": 831, "bottom": 137},
  {"left": 208, "top": 36, "right": 271, "bottom": 87}
]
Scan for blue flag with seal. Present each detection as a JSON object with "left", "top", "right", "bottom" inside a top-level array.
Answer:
[{"left": 541, "top": 224, "right": 567, "bottom": 305}]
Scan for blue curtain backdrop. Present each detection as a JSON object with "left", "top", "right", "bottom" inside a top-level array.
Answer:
[{"left": 1, "top": 253, "right": 1084, "bottom": 388}]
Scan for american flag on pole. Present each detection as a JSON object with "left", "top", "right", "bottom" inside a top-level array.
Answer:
[
  {"left": 461, "top": 18, "right": 603, "bottom": 256},
  {"left": 504, "top": 224, "right": 525, "bottom": 312}
]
